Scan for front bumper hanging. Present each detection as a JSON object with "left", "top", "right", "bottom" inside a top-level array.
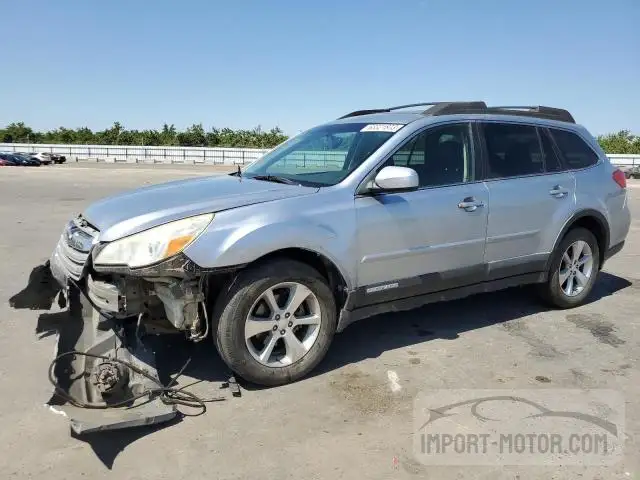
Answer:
[{"left": 11, "top": 262, "right": 178, "bottom": 435}]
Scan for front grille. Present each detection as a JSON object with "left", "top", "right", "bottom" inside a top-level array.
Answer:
[{"left": 52, "top": 216, "right": 99, "bottom": 280}]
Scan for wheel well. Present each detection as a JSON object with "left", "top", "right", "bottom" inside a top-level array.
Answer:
[
  {"left": 246, "top": 248, "right": 349, "bottom": 309},
  {"left": 566, "top": 215, "right": 608, "bottom": 266}
]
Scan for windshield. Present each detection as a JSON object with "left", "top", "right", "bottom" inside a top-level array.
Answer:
[{"left": 243, "top": 122, "right": 403, "bottom": 186}]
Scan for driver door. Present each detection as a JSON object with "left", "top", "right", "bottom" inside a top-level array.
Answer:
[{"left": 353, "top": 122, "right": 489, "bottom": 307}]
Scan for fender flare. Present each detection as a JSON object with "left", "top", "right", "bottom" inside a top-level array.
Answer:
[
  {"left": 207, "top": 222, "right": 355, "bottom": 291},
  {"left": 544, "top": 208, "right": 610, "bottom": 272}
]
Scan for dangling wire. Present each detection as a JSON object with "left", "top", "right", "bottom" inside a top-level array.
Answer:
[{"left": 48, "top": 351, "right": 226, "bottom": 416}]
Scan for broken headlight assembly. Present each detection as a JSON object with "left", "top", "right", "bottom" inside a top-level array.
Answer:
[{"left": 94, "top": 213, "right": 214, "bottom": 268}]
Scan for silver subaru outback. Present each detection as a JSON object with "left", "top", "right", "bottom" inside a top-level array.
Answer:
[{"left": 13, "top": 102, "right": 630, "bottom": 431}]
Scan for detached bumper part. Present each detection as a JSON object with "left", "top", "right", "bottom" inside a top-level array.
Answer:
[
  {"left": 13, "top": 213, "right": 223, "bottom": 435},
  {"left": 12, "top": 261, "right": 177, "bottom": 435},
  {"left": 51, "top": 285, "right": 177, "bottom": 435}
]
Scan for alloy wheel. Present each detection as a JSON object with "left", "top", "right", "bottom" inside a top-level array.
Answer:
[
  {"left": 559, "top": 240, "right": 594, "bottom": 297},
  {"left": 244, "top": 282, "right": 322, "bottom": 367}
]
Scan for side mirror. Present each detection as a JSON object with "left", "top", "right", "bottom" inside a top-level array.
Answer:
[{"left": 371, "top": 166, "right": 419, "bottom": 192}]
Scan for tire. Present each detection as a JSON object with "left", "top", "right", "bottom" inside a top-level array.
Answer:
[
  {"left": 538, "top": 227, "right": 600, "bottom": 308},
  {"left": 213, "top": 259, "right": 337, "bottom": 386}
]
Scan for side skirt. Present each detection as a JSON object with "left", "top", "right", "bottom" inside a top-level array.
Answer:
[{"left": 337, "top": 271, "right": 546, "bottom": 332}]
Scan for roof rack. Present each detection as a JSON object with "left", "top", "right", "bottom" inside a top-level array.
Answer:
[
  {"left": 484, "top": 106, "right": 575, "bottom": 123},
  {"left": 339, "top": 102, "right": 575, "bottom": 123},
  {"left": 339, "top": 102, "right": 480, "bottom": 119}
]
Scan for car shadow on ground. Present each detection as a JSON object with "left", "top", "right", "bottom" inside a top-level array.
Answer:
[
  {"left": 30, "top": 271, "right": 633, "bottom": 468},
  {"left": 314, "top": 271, "right": 633, "bottom": 377}
]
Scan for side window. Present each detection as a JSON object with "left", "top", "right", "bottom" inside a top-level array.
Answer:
[
  {"left": 549, "top": 129, "right": 599, "bottom": 170},
  {"left": 387, "top": 123, "right": 472, "bottom": 187},
  {"left": 539, "top": 128, "right": 563, "bottom": 172},
  {"left": 482, "top": 123, "right": 544, "bottom": 178}
]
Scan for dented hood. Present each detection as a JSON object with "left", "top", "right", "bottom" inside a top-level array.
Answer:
[{"left": 84, "top": 175, "right": 318, "bottom": 241}]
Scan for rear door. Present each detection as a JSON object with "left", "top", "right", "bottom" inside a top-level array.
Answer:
[
  {"left": 354, "top": 122, "right": 489, "bottom": 307},
  {"left": 479, "top": 121, "right": 576, "bottom": 278}
]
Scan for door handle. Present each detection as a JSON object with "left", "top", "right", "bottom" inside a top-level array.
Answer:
[
  {"left": 549, "top": 185, "right": 568, "bottom": 198},
  {"left": 458, "top": 197, "right": 485, "bottom": 212}
]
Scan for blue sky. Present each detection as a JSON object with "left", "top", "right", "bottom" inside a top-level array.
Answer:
[{"left": 1, "top": 0, "right": 638, "bottom": 135}]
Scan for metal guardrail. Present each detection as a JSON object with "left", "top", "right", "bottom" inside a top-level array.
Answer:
[
  {"left": 0, "top": 143, "right": 271, "bottom": 165},
  {"left": 1, "top": 143, "right": 639, "bottom": 167},
  {"left": 607, "top": 154, "right": 640, "bottom": 168}
]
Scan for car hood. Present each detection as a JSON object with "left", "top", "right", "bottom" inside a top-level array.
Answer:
[{"left": 84, "top": 175, "right": 318, "bottom": 241}]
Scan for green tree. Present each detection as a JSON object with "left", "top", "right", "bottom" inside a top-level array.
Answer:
[
  {"left": 0, "top": 121, "right": 294, "bottom": 148},
  {"left": 2, "top": 122, "right": 34, "bottom": 143},
  {"left": 74, "top": 127, "right": 95, "bottom": 144},
  {"left": 597, "top": 130, "right": 640, "bottom": 154},
  {"left": 7, "top": 120, "right": 640, "bottom": 153},
  {"left": 177, "top": 123, "right": 206, "bottom": 146},
  {"left": 160, "top": 124, "right": 178, "bottom": 146}
]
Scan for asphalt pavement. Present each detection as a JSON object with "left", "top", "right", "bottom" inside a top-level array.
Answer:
[{"left": 0, "top": 164, "right": 638, "bottom": 479}]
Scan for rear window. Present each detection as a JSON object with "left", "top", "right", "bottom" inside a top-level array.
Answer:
[
  {"left": 481, "top": 123, "right": 544, "bottom": 178},
  {"left": 549, "top": 129, "right": 599, "bottom": 170}
]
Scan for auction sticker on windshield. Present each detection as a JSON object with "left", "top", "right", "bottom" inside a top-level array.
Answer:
[{"left": 360, "top": 124, "right": 405, "bottom": 133}]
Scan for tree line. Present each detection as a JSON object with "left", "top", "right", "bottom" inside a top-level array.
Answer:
[
  {"left": 1, "top": 122, "right": 639, "bottom": 154},
  {"left": 596, "top": 130, "right": 640, "bottom": 155},
  {"left": 0, "top": 122, "right": 288, "bottom": 149}
]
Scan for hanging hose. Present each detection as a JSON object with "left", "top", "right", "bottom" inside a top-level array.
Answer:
[
  {"left": 48, "top": 351, "right": 226, "bottom": 416},
  {"left": 188, "top": 275, "right": 210, "bottom": 343}
]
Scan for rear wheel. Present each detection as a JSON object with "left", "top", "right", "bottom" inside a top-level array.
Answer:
[
  {"left": 538, "top": 227, "right": 600, "bottom": 308},
  {"left": 213, "top": 259, "right": 336, "bottom": 386}
]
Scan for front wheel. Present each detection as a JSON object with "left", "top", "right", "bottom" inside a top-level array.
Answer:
[
  {"left": 538, "top": 227, "right": 600, "bottom": 308},
  {"left": 213, "top": 259, "right": 336, "bottom": 386}
]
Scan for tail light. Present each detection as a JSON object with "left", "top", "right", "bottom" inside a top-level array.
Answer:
[{"left": 612, "top": 169, "right": 627, "bottom": 189}]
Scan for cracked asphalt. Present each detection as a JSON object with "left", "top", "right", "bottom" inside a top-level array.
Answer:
[{"left": 0, "top": 164, "right": 638, "bottom": 479}]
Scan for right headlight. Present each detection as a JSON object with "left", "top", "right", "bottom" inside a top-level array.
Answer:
[{"left": 94, "top": 213, "right": 214, "bottom": 268}]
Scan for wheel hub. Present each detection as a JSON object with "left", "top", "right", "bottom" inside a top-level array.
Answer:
[
  {"left": 558, "top": 240, "right": 594, "bottom": 297},
  {"left": 244, "top": 282, "right": 322, "bottom": 368}
]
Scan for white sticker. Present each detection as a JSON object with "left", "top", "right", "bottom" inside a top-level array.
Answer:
[{"left": 360, "top": 124, "right": 404, "bottom": 133}]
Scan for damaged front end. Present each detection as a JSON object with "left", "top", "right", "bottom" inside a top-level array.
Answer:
[{"left": 10, "top": 215, "right": 230, "bottom": 435}]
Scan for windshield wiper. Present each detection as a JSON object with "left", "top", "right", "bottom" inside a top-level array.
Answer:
[{"left": 250, "top": 175, "right": 299, "bottom": 185}]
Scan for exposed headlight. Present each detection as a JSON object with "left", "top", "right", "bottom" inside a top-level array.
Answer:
[{"left": 94, "top": 213, "right": 214, "bottom": 268}]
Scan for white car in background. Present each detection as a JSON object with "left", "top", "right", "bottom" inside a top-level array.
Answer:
[{"left": 30, "top": 152, "right": 53, "bottom": 165}]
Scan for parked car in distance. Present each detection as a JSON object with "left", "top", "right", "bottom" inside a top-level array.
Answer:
[
  {"left": 623, "top": 165, "right": 639, "bottom": 179},
  {"left": 0, "top": 155, "right": 17, "bottom": 166},
  {"left": 43, "top": 101, "right": 630, "bottom": 387},
  {"left": 0, "top": 153, "right": 22, "bottom": 166},
  {"left": 13, "top": 153, "right": 41, "bottom": 166},
  {"left": 50, "top": 153, "right": 67, "bottom": 164},
  {"left": 0, "top": 153, "right": 40, "bottom": 166},
  {"left": 30, "top": 152, "right": 53, "bottom": 165}
]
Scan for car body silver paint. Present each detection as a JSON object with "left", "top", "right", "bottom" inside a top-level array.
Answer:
[
  {"left": 354, "top": 181, "right": 489, "bottom": 286},
  {"left": 71, "top": 111, "right": 629, "bottom": 296},
  {"left": 183, "top": 186, "right": 359, "bottom": 289},
  {"left": 84, "top": 175, "right": 318, "bottom": 242},
  {"left": 483, "top": 170, "right": 577, "bottom": 267}
]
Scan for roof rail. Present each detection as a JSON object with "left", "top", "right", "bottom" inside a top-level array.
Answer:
[
  {"left": 339, "top": 101, "right": 486, "bottom": 119},
  {"left": 339, "top": 102, "right": 575, "bottom": 123},
  {"left": 423, "top": 102, "right": 488, "bottom": 116},
  {"left": 339, "top": 109, "right": 390, "bottom": 119},
  {"left": 485, "top": 106, "right": 575, "bottom": 123}
]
